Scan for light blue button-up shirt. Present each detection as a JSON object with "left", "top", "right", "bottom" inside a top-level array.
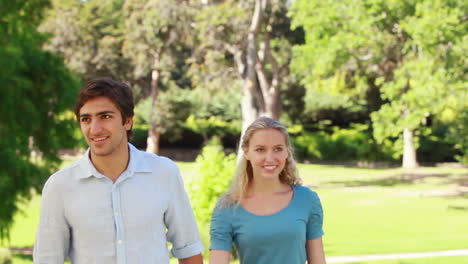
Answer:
[{"left": 33, "top": 144, "right": 203, "bottom": 264}]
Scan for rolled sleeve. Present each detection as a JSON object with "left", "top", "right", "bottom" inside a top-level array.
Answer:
[
  {"left": 33, "top": 176, "right": 70, "bottom": 264},
  {"left": 172, "top": 238, "right": 204, "bottom": 259},
  {"left": 209, "top": 205, "right": 233, "bottom": 252},
  {"left": 164, "top": 164, "right": 204, "bottom": 259}
]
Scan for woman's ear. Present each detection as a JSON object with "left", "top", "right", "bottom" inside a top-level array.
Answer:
[{"left": 243, "top": 148, "right": 249, "bottom": 160}]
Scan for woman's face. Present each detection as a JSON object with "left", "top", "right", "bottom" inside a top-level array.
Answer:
[{"left": 244, "top": 128, "right": 289, "bottom": 181}]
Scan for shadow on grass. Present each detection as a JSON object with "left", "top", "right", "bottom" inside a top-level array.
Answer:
[
  {"left": 325, "top": 171, "right": 468, "bottom": 200},
  {"left": 330, "top": 171, "right": 468, "bottom": 187},
  {"left": 448, "top": 205, "right": 468, "bottom": 211},
  {"left": 328, "top": 173, "right": 453, "bottom": 187},
  {"left": 13, "top": 252, "right": 32, "bottom": 261}
]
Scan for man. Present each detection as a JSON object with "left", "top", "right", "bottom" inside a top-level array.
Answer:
[{"left": 34, "top": 77, "right": 203, "bottom": 264}]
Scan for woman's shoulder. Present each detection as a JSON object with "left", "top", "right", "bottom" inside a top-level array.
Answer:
[
  {"left": 213, "top": 196, "right": 238, "bottom": 214},
  {"left": 292, "top": 185, "right": 323, "bottom": 215},
  {"left": 293, "top": 185, "right": 321, "bottom": 202}
]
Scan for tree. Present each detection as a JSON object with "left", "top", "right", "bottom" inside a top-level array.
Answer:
[
  {"left": 40, "top": 0, "right": 130, "bottom": 83},
  {"left": 123, "top": 0, "right": 195, "bottom": 153},
  {"left": 289, "top": 0, "right": 467, "bottom": 168},
  {"left": 193, "top": 0, "right": 301, "bottom": 131},
  {"left": 0, "top": 0, "right": 78, "bottom": 238},
  {"left": 135, "top": 87, "right": 193, "bottom": 144}
]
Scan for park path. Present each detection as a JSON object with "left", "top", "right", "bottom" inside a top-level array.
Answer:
[{"left": 327, "top": 248, "right": 468, "bottom": 263}]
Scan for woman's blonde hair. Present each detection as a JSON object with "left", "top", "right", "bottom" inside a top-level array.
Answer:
[{"left": 220, "top": 117, "right": 302, "bottom": 207}]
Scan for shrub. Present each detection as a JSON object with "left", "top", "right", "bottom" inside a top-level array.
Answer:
[
  {"left": 291, "top": 124, "right": 396, "bottom": 162},
  {"left": 185, "top": 115, "right": 241, "bottom": 145},
  {"left": 418, "top": 126, "right": 461, "bottom": 163},
  {"left": 129, "top": 123, "right": 148, "bottom": 149},
  {"left": 186, "top": 137, "right": 236, "bottom": 255}
]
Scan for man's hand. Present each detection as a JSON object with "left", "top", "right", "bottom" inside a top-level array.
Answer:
[{"left": 179, "top": 253, "right": 203, "bottom": 264}]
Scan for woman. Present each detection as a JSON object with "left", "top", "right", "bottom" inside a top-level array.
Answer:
[{"left": 210, "top": 117, "right": 326, "bottom": 264}]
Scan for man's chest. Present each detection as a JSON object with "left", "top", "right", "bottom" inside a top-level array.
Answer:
[{"left": 64, "top": 178, "right": 169, "bottom": 234}]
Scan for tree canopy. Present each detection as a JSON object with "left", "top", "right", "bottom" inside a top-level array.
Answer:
[
  {"left": 0, "top": 0, "right": 79, "bottom": 239},
  {"left": 289, "top": 0, "right": 467, "bottom": 167}
]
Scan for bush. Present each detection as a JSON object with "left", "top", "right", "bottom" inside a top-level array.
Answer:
[
  {"left": 0, "top": 247, "right": 12, "bottom": 264},
  {"left": 291, "top": 124, "right": 396, "bottom": 162},
  {"left": 129, "top": 124, "right": 148, "bottom": 149},
  {"left": 418, "top": 126, "right": 461, "bottom": 163},
  {"left": 186, "top": 137, "right": 236, "bottom": 255},
  {"left": 447, "top": 109, "right": 468, "bottom": 164},
  {"left": 185, "top": 115, "right": 241, "bottom": 146}
]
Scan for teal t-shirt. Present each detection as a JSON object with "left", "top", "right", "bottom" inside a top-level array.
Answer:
[{"left": 210, "top": 185, "right": 324, "bottom": 264}]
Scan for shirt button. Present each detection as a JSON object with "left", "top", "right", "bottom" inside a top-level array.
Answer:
[
  {"left": 114, "top": 211, "right": 119, "bottom": 216},
  {"left": 117, "top": 240, "right": 123, "bottom": 244}
]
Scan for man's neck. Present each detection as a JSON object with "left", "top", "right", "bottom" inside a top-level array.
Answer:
[{"left": 89, "top": 145, "right": 130, "bottom": 182}]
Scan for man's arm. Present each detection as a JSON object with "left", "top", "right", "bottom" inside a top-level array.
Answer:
[
  {"left": 33, "top": 177, "right": 70, "bottom": 264},
  {"left": 164, "top": 162, "right": 204, "bottom": 259},
  {"left": 179, "top": 253, "right": 203, "bottom": 264}
]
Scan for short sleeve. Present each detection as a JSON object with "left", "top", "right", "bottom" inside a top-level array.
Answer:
[
  {"left": 306, "top": 191, "right": 324, "bottom": 240},
  {"left": 209, "top": 204, "right": 233, "bottom": 252},
  {"left": 164, "top": 163, "right": 204, "bottom": 259}
]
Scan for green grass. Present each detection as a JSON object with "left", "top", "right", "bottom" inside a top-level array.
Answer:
[
  {"left": 298, "top": 164, "right": 468, "bottom": 255},
  {"left": 2, "top": 162, "right": 467, "bottom": 263},
  {"left": 345, "top": 255, "right": 468, "bottom": 264},
  {"left": 0, "top": 195, "right": 41, "bottom": 248}
]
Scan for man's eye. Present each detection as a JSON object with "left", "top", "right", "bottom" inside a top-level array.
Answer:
[
  {"left": 102, "top": 115, "right": 111, "bottom": 119},
  {"left": 80, "top": 117, "right": 90, "bottom": 123}
]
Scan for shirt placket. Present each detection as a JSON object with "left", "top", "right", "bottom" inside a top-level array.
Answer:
[{"left": 112, "top": 180, "right": 126, "bottom": 264}]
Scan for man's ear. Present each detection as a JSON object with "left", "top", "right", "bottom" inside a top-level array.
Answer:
[{"left": 124, "top": 116, "right": 133, "bottom": 130}]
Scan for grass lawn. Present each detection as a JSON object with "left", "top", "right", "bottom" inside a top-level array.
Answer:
[
  {"left": 2, "top": 161, "right": 467, "bottom": 263},
  {"left": 345, "top": 255, "right": 468, "bottom": 264},
  {"left": 298, "top": 164, "right": 468, "bottom": 256}
]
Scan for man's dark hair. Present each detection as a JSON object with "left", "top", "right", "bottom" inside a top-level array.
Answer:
[{"left": 74, "top": 77, "right": 135, "bottom": 140}]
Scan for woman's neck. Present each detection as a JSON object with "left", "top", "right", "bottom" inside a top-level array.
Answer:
[{"left": 247, "top": 179, "right": 290, "bottom": 196}]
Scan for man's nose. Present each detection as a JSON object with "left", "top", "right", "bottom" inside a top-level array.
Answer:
[{"left": 90, "top": 120, "right": 103, "bottom": 134}]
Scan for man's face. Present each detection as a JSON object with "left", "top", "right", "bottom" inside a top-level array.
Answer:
[{"left": 79, "top": 96, "right": 132, "bottom": 158}]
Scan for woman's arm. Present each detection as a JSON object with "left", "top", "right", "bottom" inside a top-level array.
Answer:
[
  {"left": 209, "top": 249, "right": 231, "bottom": 264},
  {"left": 307, "top": 237, "right": 326, "bottom": 264}
]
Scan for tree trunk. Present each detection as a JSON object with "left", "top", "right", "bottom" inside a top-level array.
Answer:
[
  {"left": 256, "top": 6, "right": 282, "bottom": 120},
  {"left": 402, "top": 127, "right": 418, "bottom": 169},
  {"left": 241, "top": 0, "right": 264, "bottom": 132},
  {"left": 146, "top": 63, "right": 161, "bottom": 154},
  {"left": 146, "top": 129, "right": 160, "bottom": 154},
  {"left": 264, "top": 79, "right": 281, "bottom": 119}
]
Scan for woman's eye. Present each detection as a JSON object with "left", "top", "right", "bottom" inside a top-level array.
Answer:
[{"left": 255, "top": 148, "right": 264, "bottom": 152}]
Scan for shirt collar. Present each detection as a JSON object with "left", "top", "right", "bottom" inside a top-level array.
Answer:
[
  {"left": 128, "top": 143, "right": 152, "bottom": 173},
  {"left": 76, "top": 143, "right": 152, "bottom": 180}
]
